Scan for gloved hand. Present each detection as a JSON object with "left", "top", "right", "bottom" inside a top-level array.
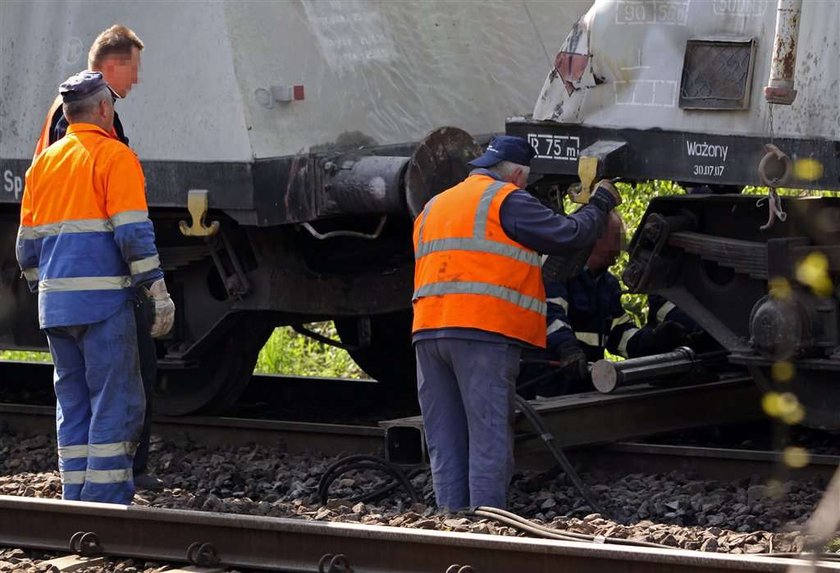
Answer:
[
  {"left": 589, "top": 179, "right": 622, "bottom": 211},
  {"left": 555, "top": 339, "right": 589, "bottom": 381},
  {"left": 649, "top": 320, "right": 688, "bottom": 354},
  {"left": 145, "top": 278, "right": 175, "bottom": 338}
]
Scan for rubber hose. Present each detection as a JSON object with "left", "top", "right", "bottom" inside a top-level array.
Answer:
[
  {"left": 473, "top": 506, "right": 669, "bottom": 549},
  {"left": 514, "top": 395, "right": 603, "bottom": 514},
  {"left": 318, "top": 454, "right": 421, "bottom": 505}
]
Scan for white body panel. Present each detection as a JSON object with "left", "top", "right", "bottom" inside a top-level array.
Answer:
[
  {"left": 533, "top": 0, "right": 840, "bottom": 139},
  {"left": 0, "top": 0, "right": 592, "bottom": 163}
]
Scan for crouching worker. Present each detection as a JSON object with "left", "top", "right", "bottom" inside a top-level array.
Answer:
[
  {"left": 522, "top": 211, "right": 694, "bottom": 399},
  {"left": 16, "top": 72, "right": 174, "bottom": 504}
]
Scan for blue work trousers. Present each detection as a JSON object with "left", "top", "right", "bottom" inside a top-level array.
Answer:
[
  {"left": 45, "top": 301, "right": 146, "bottom": 504},
  {"left": 415, "top": 338, "right": 520, "bottom": 510}
]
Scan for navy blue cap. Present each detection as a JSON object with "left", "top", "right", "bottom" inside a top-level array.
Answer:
[
  {"left": 468, "top": 135, "right": 537, "bottom": 168},
  {"left": 59, "top": 71, "right": 120, "bottom": 104}
]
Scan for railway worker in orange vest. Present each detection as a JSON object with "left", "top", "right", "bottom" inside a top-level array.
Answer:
[
  {"left": 16, "top": 71, "right": 174, "bottom": 504},
  {"left": 33, "top": 25, "right": 164, "bottom": 493},
  {"left": 412, "top": 135, "right": 621, "bottom": 510}
]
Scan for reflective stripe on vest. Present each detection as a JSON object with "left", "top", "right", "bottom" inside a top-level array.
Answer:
[
  {"left": 89, "top": 442, "right": 136, "bottom": 458},
  {"left": 414, "top": 281, "right": 546, "bottom": 314},
  {"left": 414, "top": 181, "right": 542, "bottom": 314},
  {"left": 547, "top": 318, "right": 570, "bottom": 336},
  {"left": 416, "top": 182, "right": 541, "bottom": 266},
  {"left": 111, "top": 210, "right": 150, "bottom": 227},
  {"left": 61, "top": 470, "right": 86, "bottom": 485},
  {"left": 656, "top": 301, "right": 677, "bottom": 323},
  {"left": 546, "top": 295, "right": 569, "bottom": 312},
  {"left": 58, "top": 444, "right": 89, "bottom": 460},
  {"left": 575, "top": 331, "right": 601, "bottom": 347},
  {"left": 618, "top": 327, "right": 640, "bottom": 356},
  {"left": 129, "top": 255, "right": 160, "bottom": 276},
  {"left": 39, "top": 276, "right": 131, "bottom": 293},
  {"left": 18, "top": 218, "right": 113, "bottom": 240},
  {"left": 86, "top": 468, "right": 132, "bottom": 484}
]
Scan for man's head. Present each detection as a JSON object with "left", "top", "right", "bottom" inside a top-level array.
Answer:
[
  {"left": 88, "top": 25, "right": 144, "bottom": 98},
  {"left": 587, "top": 211, "right": 625, "bottom": 273},
  {"left": 60, "top": 71, "right": 117, "bottom": 132},
  {"left": 469, "top": 135, "right": 537, "bottom": 189}
]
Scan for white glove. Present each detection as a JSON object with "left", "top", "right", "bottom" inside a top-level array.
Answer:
[{"left": 146, "top": 278, "right": 175, "bottom": 338}]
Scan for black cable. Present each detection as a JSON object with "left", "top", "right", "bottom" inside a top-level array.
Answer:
[
  {"left": 318, "top": 454, "right": 421, "bottom": 505},
  {"left": 514, "top": 394, "right": 603, "bottom": 515},
  {"left": 515, "top": 362, "right": 564, "bottom": 395}
]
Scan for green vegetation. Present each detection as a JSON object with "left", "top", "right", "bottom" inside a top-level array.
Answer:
[
  {"left": 0, "top": 350, "right": 51, "bottom": 363},
  {"left": 254, "top": 322, "right": 364, "bottom": 378},
  {"left": 610, "top": 180, "right": 684, "bottom": 323}
]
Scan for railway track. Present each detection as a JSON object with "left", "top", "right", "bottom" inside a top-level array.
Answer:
[
  {"left": 1, "top": 495, "right": 838, "bottom": 572},
  {"left": 2, "top": 401, "right": 835, "bottom": 483},
  {"left": 1, "top": 362, "right": 825, "bottom": 482}
]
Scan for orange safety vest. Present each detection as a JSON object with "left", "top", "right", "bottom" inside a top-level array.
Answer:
[
  {"left": 33, "top": 97, "right": 64, "bottom": 159},
  {"left": 412, "top": 173, "right": 547, "bottom": 347},
  {"left": 18, "top": 122, "right": 160, "bottom": 328},
  {"left": 33, "top": 95, "right": 123, "bottom": 159}
]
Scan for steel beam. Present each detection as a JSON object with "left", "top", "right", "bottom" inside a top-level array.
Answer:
[{"left": 382, "top": 378, "right": 764, "bottom": 467}]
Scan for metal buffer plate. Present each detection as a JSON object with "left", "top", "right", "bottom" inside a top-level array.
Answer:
[{"left": 404, "top": 127, "right": 482, "bottom": 218}]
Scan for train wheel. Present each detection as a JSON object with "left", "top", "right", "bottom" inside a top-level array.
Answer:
[
  {"left": 154, "top": 318, "right": 274, "bottom": 416},
  {"left": 334, "top": 310, "right": 418, "bottom": 410}
]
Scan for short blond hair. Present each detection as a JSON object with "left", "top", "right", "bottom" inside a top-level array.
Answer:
[{"left": 88, "top": 25, "right": 144, "bottom": 69}]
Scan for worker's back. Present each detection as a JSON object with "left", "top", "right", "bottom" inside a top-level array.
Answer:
[{"left": 21, "top": 123, "right": 142, "bottom": 328}]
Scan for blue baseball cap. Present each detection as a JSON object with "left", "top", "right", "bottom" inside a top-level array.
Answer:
[
  {"left": 59, "top": 71, "right": 120, "bottom": 103},
  {"left": 468, "top": 135, "right": 537, "bottom": 168}
]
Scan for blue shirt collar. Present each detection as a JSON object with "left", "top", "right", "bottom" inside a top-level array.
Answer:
[{"left": 470, "top": 168, "right": 503, "bottom": 181}]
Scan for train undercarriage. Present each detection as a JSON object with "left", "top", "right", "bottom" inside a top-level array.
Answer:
[
  {"left": 509, "top": 118, "right": 840, "bottom": 431},
  {"left": 0, "top": 127, "right": 480, "bottom": 415}
]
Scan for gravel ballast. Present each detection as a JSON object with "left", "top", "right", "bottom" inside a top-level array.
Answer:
[{"left": 0, "top": 429, "right": 830, "bottom": 556}]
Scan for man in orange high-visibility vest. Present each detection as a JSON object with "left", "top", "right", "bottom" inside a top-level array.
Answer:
[
  {"left": 17, "top": 71, "right": 174, "bottom": 504},
  {"left": 33, "top": 25, "right": 164, "bottom": 494},
  {"left": 412, "top": 135, "right": 621, "bottom": 510}
]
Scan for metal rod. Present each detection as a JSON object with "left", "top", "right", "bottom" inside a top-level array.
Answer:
[
  {"left": 764, "top": 0, "right": 803, "bottom": 104},
  {"left": 591, "top": 348, "right": 729, "bottom": 394}
]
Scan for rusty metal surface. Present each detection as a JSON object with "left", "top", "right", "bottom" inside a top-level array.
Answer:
[
  {"left": 765, "top": 0, "right": 803, "bottom": 104},
  {"left": 1, "top": 495, "right": 836, "bottom": 572}
]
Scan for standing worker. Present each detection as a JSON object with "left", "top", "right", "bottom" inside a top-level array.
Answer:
[
  {"left": 34, "top": 25, "right": 163, "bottom": 492},
  {"left": 16, "top": 71, "right": 175, "bottom": 504},
  {"left": 412, "top": 135, "right": 621, "bottom": 510}
]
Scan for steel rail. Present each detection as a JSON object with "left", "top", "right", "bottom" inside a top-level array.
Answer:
[
  {"left": 1, "top": 495, "right": 837, "bottom": 572},
  {"left": 0, "top": 359, "right": 379, "bottom": 392},
  {"left": 0, "top": 403, "right": 384, "bottom": 456},
  {"left": 574, "top": 442, "right": 840, "bottom": 481}
]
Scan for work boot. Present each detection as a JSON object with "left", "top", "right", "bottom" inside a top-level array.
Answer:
[{"left": 133, "top": 473, "right": 164, "bottom": 492}]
